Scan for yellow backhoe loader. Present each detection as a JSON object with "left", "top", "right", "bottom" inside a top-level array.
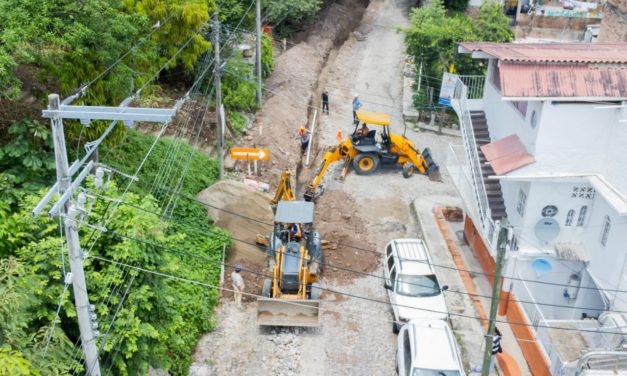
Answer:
[
  {"left": 257, "top": 200, "right": 323, "bottom": 327},
  {"left": 304, "top": 110, "right": 440, "bottom": 201}
]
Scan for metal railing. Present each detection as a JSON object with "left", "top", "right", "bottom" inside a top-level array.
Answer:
[
  {"left": 459, "top": 75, "right": 486, "bottom": 100},
  {"left": 451, "top": 76, "right": 496, "bottom": 248}
]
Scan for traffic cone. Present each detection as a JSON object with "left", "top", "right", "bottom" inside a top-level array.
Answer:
[{"left": 336, "top": 129, "right": 343, "bottom": 142}]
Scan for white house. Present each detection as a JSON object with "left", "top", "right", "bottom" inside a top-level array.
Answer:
[{"left": 446, "top": 42, "right": 627, "bottom": 375}]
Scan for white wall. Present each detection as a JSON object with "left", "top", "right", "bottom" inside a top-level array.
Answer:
[
  {"left": 508, "top": 257, "right": 606, "bottom": 320},
  {"left": 482, "top": 59, "right": 542, "bottom": 154},
  {"left": 532, "top": 102, "right": 627, "bottom": 194}
]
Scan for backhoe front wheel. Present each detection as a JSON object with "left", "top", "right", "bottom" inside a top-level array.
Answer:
[
  {"left": 262, "top": 278, "right": 272, "bottom": 298},
  {"left": 353, "top": 153, "right": 380, "bottom": 175},
  {"left": 402, "top": 162, "right": 416, "bottom": 178}
]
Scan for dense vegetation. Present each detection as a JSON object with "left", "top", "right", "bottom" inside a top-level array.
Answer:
[
  {"left": 0, "top": 0, "right": 319, "bottom": 372},
  {"left": 405, "top": 0, "right": 514, "bottom": 106},
  {"left": 0, "top": 128, "right": 231, "bottom": 375}
]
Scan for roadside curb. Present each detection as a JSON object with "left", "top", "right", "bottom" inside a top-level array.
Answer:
[{"left": 432, "top": 207, "right": 523, "bottom": 376}]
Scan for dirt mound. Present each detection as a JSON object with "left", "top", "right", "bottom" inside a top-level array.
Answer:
[{"left": 197, "top": 180, "right": 273, "bottom": 266}]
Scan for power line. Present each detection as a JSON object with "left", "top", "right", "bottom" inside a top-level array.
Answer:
[
  {"left": 88, "top": 254, "right": 627, "bottom": 336},
  {"left": 78, "top": 193, "right": 627, "bottom": 316}
]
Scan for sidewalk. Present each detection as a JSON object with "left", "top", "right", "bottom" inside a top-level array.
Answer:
[{"left": 412, "top": 197, "right": 531, "bottom": 375}]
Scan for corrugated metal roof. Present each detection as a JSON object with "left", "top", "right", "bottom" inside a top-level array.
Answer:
[
  {"left": 459, "top": 42, "right": 627, "bottom": 64},
  {"left": 480, "top": 134, "right": 535, "bottom": 175},
  {"left": 499, "top": 62, "right": 627, "bottom": 98}
]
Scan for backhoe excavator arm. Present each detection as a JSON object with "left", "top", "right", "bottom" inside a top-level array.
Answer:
[
  {"left": 304, "top": 139, "right": 354, "bottom": 201},
  {"left": 271, "top": 170, "right": 296, "bottom": 210}
]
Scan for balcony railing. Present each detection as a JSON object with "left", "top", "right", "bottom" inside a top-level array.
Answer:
[{"left": 449, "top": 76, "right": 499, "bottom": 248}]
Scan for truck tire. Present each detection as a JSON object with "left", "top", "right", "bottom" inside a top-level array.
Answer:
[
  {"left": 353, "top": 153, "right": 380, "bottom": 175},
  {"left": 262, "top": 278, "right": 272, "bottom": 298},
  {"left": 402, "top": 162, "right": 416, "bottom": 178},
  {"left": 310, "top": 283, "right": 321, "bottom": 300}
]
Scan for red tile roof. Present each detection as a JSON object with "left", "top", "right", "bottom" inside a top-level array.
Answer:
[
  {"left": 459, "top": 42, "right": 627, "bottom": 64},
  {"left": 459, "top": 42, "right": 627, "bottom": 98},
  {"left": 499, "top": 62, "right": 627, "bottom": 98},
  {"left": 480, "top": 135, "right": 535, "bottom": 175}
]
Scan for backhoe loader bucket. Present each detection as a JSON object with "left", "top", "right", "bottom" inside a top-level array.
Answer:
[
  {"left": 256, "top": 298, "right": 321, "bottom": 327},
  {"left": 422, "top": 148, "right": 442, "bottom": 182}
]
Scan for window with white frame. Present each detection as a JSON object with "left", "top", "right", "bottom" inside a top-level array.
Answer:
[
  {"left": 516, "top": 189, "right": 527, "bottom": 217},
  {"left": 600, "top": 215, "right": 611, "bottom": 246},
  {"left": 565, "top": 209, "right": 575, "bottom": 226},
  {"left": 577, "top": 205, "right": 588, "bottom": 227}
]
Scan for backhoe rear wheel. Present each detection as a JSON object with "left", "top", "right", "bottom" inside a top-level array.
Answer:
[
  {"left": 262, "top": 278, "right": 272, "bottom": 298},
  {"left": 353, "top": 153, "right": 380, "bottom": 175},
  {"left": 402, "top": 163, "right": 416, "bottom": 178}
]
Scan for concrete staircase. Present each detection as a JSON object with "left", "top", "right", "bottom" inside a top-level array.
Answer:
[{"left": 470, "top": 110, "right": 506, "bottom": 221}]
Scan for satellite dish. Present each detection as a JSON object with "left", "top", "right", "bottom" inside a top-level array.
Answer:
[
  {"left": 532, "top": 258, "right": 552, "bottom": 276},
  {"left": 535, "top": 217, "right": 560, "bottom": 243}
]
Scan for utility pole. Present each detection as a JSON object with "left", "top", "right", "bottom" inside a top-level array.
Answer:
[
  {"left": 212, "top": 13, "right": 224, "bottom": 180},
  {"left": 481, "top": 219, "right": 510, "bottom": 376},
  {"left": 48, "top": 94, "right": 102, "bottom": 376},
  {"left": 255, "top": 0, "right": 263, "bottom": 106}
]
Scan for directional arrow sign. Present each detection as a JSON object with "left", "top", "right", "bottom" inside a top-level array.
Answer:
[{"left": 229, "top": 147, "right": 269, "bottom": 161}]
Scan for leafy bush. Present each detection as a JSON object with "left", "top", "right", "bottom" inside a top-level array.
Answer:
[
  {"left": 263, "top": 0, "right": 321, "bottom": 26},
  {"left": 228, "top": 111, "right": 248, "bottom": 137},
  {"left": 261, "top": 34, "right": 274, "bottom": 78},
  {"left": 405, "top": 0, "right": 513, "bottom": 107},
  {"left": 222, "top": 58, "right": 258, "bottom": 112}
]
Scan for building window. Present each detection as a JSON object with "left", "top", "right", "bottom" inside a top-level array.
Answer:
[
  {"left": 565, "top": 209, "right": 575, "bottom": 226},
  {"left": 600, "top": 216, "right": 611, "bottom": 246},
  {"left": 577, "top": 206, "right": 588, "bottom": 227},
  {"left": 516, "top": 189, "right": 527, "bottom": 217},
  {"left": 511, "top": 101, "right": 528, "bottom": 117},
  {"left": 572, "top": 186, "right": 595, "bottom": 199},
  {"left": 490, "top": 60, "right": 501, "bottom": 92}
]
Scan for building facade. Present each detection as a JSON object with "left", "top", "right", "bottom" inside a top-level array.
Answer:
[{"left": 447, "top": 43, "right": 627, "bottom": 375}]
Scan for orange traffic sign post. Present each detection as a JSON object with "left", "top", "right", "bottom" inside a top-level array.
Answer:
[{"left": 229, "top": 147, "right": 269, "bottom": 161}]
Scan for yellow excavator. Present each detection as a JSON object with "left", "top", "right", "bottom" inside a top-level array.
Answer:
[
  {"left": 304, "top": 110, "right": 440, "bottom": 201},
  {"left": 257, "top": 200, "right": 323, "bottom": 327}
]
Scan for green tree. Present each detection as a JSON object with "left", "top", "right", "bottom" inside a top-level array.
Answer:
[
  {"left": 263, "top": 0, "right": 321, "bottom": 27},
  {"left": 474, "top": 2, "right": 515, "bottom": 42}
]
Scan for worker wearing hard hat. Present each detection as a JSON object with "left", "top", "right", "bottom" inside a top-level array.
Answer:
[
  {"left": 297, "top": 126, "right": 311, "bottom": 154},
  {"left": 231, "top": 265, "right": 245, "bottom": 309}
]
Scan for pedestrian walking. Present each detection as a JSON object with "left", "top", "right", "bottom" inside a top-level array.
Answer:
[
  {"left": 322, "top": 90, "right": 329, "bottom": 114},
  {"left": 470, "top": 327, "right": 502, "bottom": 374},
  {"left": 352, "top": 94, "right": 362, "bottom": 125},
  {"left": 297, "top": 126, "right": 311, "bottom": 154},
  {"left": 231, "top": 265, "right": 245, "bottom": 309}
]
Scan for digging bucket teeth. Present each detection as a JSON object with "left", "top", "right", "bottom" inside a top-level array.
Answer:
[
  {"left": 422, "top": 147, "right": 442, "bottom": 182},
  {"left": 257, "top": 298, "right": 321, "bottom": 327}
]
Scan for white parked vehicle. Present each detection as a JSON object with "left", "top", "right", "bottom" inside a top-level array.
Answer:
[
  {"left": 383, "top": 238, "right": 449, "bottom": 333},
  {"left": 397, "top": 319, "right": 465, "bottom": 376}
]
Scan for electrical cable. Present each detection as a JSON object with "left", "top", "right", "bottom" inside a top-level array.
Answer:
[{"left": 88, "top": 254, "right": 627, "bottom": 336}]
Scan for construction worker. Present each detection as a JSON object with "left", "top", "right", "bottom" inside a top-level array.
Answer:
[
  {"left": 352, "top": 94, "right": 362, "bottom": 125},
  {"left": 297, "top": 126, "right": 311, "bottom": 154},
  {"left": 322, "top": 90, "right": 329, "bottom": 114},
  {"left": 289, "top": 223, "right": 302, "bottom": 239},
  {"left": 231, "top": 265, "right": 245, "bottom": 309}
]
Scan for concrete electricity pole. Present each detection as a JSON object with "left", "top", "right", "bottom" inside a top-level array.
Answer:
[
  {"left": 48, "top": 94, "right": 102, "bottom": 376},
  {"left": 255, "top": 0, "right": 263, "bottom": 106},
  {"left": 481, "top": 219, "right": 510, "bottom": 376},
  {"left": 212, "top": 13, "right": 224, "bottom": 180}
]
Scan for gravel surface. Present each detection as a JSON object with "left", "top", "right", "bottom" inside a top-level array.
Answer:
[{"left": 189, "top": 0, "right": 477, "bottom": 374}]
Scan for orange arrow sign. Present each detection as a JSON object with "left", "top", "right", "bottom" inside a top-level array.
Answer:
[{"left": 229, "top": 147, "right": 269, "bottom": 161}]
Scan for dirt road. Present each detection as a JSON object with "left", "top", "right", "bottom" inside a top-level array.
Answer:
[{"left": 189, "top": 0, "right": 470, "bottom": 374}]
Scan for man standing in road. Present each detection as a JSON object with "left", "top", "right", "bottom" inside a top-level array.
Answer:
[
  {"left": 322, "top": 90, "right": 329, "bottom": 114},
  {"left": 352, "top": 94, "right": 362, "bottom": 124},
  {"left": 231, "top": 265, "right": 245, "bottom": 309}
]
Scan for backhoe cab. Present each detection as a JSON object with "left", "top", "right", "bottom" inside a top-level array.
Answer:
[
  {"left": 304, "top": 110, "right": 440, "bottom": 201},
  {"left": 257, "top": 201, "right": 323, "bottom": 327}
]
